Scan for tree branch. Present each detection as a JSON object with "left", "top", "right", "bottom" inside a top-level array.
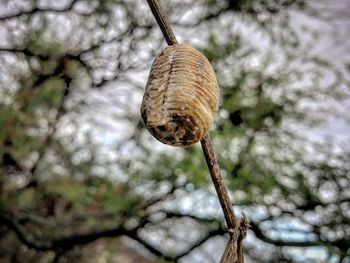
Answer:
[
  {"left": 0, "top": 210, "right": 163, "bottom": 258},
  {"left": 126, "top": 231, "right": 175, "bottom": 261},
  {"left": 156, "top": 210, "right": 349, "bottom": 257},
  {"left": 2, "top": 208, "right": 347, "bottom": 262},
  {"left": 146, "top": 0, "right": 178, "bottom": 45},
  {"left": 173, "top": 228, "right": 226, "bottom": 262},
  {"left": 0, "top": 211, "right": 129, "bottom": 251},
  {"left": 144, "top": 1, "right": 249, "bottom": 262},
  {"left": 0, "top": 213, "right": 52, "bottom": 250},
  {"left": 201, "top": 136, "right": 237, "bottom": 230}
]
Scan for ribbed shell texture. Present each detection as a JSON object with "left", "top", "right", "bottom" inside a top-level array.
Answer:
[{"left": 141, "top": 44, "right": 219, "bottom": 147}]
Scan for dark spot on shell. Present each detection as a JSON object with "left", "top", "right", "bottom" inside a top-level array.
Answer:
[
  {"left": 164, "top": 136, "right": 175, "bottom": 142},
  {"left": 149, "top": 127, "right": 157, "bottom": 135},
  {"left": 158, "top": 125, "right": 167, "bottom": 131},
  {"left": 172, "top": 115, "right": 196, "bottom": 144}
]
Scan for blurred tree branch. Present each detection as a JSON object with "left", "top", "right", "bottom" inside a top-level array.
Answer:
[{"left": 0, "top": 0, "right": 349, "bottom": 262}]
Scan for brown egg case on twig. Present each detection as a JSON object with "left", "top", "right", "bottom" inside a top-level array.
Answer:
[{"left": 141, "top": 44, "right": 219, "bottom": 147}]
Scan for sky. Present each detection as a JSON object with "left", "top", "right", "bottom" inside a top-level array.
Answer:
[{"left": 0, "top": 0, "right": 349, "bottom": 262}]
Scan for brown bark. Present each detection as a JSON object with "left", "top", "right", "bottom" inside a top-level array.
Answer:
[{"left": 145, "top": 1, "right": 249, "bottom": 262}]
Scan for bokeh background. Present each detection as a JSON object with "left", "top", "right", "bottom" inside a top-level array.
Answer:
[{"left": 0, "top": 0, "right": 349, "bottom": 262}]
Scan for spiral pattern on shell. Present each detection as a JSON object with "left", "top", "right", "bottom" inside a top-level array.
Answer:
[{"left": 140, "top": 44, "right": 219, "bottom": 147}]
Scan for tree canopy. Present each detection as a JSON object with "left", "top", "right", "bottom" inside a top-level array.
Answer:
[{"left": 0, "top": 0, "right": 349, "bottom": 262}]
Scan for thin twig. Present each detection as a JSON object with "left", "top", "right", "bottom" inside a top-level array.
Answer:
[
  {"left": 146, "top": 0, "right": 178, "bottom": 45},
  {"left": 145, "top": 1, "right": 248, "bottom": 262},
  {"left": 200, "top": 136, "right": 236, "bottom": 230}
]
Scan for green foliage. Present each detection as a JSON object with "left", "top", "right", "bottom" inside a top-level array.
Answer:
[
  {"left": 0, "top": 75, "right": 67, "bottom": 166},
  {"left": 17, "top": 189, "right": 36, "bottom": 209},
  {"left": 180, "top": 147, "right": 209, "bottom": 187},
  {"left": 27, "top": 32, "right": 63, "bottom": 56},
  {"left": 0, "top": 0, "right": 348, "bottom": 262},
  {"left": 28, "top": 77, "right": 66, "bottom": 109},
  {"left": 203, "top": 34, "right": 241, "bottom": 62}
]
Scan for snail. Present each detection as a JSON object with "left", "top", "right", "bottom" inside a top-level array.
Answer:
[{"left": 140, "top": 44, "right": 219, "bottom": 147}]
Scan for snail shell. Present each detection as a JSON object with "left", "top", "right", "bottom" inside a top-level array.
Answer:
[{"left": 140, "top": 44, "right": 219, "bottom": 147}]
